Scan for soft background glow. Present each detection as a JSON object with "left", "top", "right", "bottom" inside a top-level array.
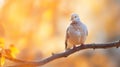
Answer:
[{"left": 0, "top": 0, "right": 120, "bottom": 67}]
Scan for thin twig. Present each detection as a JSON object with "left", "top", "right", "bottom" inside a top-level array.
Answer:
[{"left": 3, "top": 40, "right": 120, "bottom": 67}]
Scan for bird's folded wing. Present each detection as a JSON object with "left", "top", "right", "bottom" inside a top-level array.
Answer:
[{"left": 65, "top": 27, "right": 69, "bottom": 49}]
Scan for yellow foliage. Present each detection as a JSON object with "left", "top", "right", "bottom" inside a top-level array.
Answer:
[
  {"left": 9, "top": 44, "right": 19, "bottom": 58},
  {"left": 0, "top": 55, "right": 5, "bottom": 66},
  {"left": 0, "top": 38, "right": 4, "bottom": 48}
]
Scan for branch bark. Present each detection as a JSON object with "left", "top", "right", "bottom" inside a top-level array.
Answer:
[{"left": 4, "top": 40, "right": 120, "bottom": 67}]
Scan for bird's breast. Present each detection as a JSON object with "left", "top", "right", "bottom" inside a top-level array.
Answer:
[
  {"left": 74, "top": 29, "right": 81, "bottom": 36},
  {"left": 68, "top": 28, "right": 81, "bottom": 38}
]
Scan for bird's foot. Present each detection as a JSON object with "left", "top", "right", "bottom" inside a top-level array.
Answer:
[
  {"left": 52, "top": 52, "right": 55, "bottom": 56},
  {"left": 65, "top": 48, "right": 71, "bottom": 51},
  {"left": 73, "top": 45, "right": 77, "bottom": 49},
  {"left": 80, "top": 43, "right": 84, "bottom": 46}
]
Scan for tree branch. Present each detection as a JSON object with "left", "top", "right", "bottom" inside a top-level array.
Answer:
[{"left": 4, "top": 40, "right": 120, "bottom": 67}]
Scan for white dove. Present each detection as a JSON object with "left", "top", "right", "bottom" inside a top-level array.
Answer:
[{"left": 65, "top": 13, "right": 88, "bottom": 49}]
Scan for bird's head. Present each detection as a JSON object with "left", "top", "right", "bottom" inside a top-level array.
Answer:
[{"left": 71, "top": 13, "right": 80, "bottom": 22}]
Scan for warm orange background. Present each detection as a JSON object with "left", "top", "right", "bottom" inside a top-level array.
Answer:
[{"left": 0, "top": 0, "right": 120, "bottom": 67}]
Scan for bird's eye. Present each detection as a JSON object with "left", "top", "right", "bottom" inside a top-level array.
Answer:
[{"left": 75, "top": 16, "right": 77, "bottom": 18}]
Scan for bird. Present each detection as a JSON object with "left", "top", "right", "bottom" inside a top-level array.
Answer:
[{"left": 65, "top": 13, "right": 88, "bottom": 49}]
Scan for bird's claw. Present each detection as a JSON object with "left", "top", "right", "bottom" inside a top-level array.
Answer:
[
  {"left": 52, "top": 52, "right": 55, "bottom": 55},
  {"left": 65, "top": 48, "right": 71, "bottom": 51}
]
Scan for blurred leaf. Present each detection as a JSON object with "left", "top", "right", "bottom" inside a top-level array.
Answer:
[
  {"left": 9, "top": 44, "right": 19, "bottom": 58},
  {"left": 0, "top": 51, "right": 5, "bottom": 66},
  {"left": 0, "top": 38, "right": 4, "bottom": 48}
]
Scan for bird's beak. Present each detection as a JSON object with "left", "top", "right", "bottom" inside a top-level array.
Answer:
[{"left": 71, "top": 17, "right": 73, "bottom": 21}]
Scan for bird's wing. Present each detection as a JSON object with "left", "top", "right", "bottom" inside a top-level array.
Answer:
[
  {"left": 65, "top": 27, "right": 69, "bottom": 49},
  {"left": 85, "top": 26, "right": 88, "bottom": 36},
  {"left": 86, "top": 29, "right": 88, "bottom": 36},
  {"left": 82, "top": 23, "right": 88, "bottom": 36},
  {"left": 84, "top": 26, "right": 88, "bottom": 36}
]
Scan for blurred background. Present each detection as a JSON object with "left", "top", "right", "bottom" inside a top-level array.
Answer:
[{"left": 0, "top": 0, "right": 120, "bottom": 67}]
